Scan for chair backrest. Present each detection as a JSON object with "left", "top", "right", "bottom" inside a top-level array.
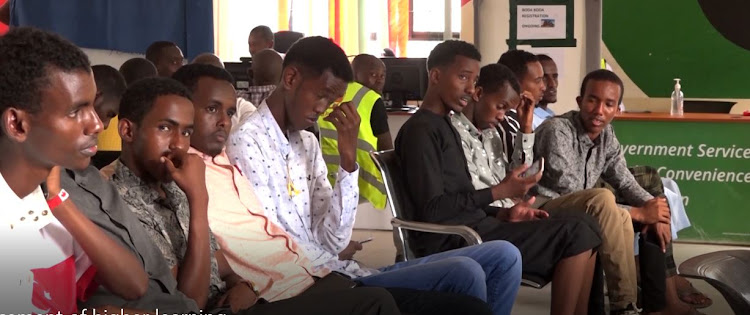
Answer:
[
  {"left": 274, "top": 31, "right": 304, "bottom": 53},
  {"left": 370, "top": 150, "right": 418, "bottom": 260},
  {"left": 679, "top": 250, "right": 750, "bottom": 314}
]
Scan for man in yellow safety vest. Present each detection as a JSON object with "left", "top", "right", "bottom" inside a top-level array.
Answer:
[{"left": 317, "top": 54, "right": 391, "bottom": 210}]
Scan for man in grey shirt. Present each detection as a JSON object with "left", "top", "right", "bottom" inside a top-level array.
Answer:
[{"left": 534, "top": 69, "right": 700, "bottom": 315}]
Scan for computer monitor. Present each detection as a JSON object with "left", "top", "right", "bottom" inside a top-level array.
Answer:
[
  {"left": 381, "top": 57, "right": 427, "bottom": 109},
  {"left": 224, "top": 61, "right": 251, "bottom": 90}
]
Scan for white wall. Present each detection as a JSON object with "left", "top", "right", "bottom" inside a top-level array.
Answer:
[{"left": 83, "top": 48, "right": 141, "bottom": 68}]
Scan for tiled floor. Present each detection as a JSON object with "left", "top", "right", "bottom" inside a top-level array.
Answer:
[{"left": 352, "top": 229, "right": 748, "bottom": 315}]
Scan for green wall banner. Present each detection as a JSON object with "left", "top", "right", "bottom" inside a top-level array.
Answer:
[
  {"left": 612, "top": 119, "right": 750, "bottom": 244},
  {"left": 603, "top": 0, "right": 750, "bottom": 98}
]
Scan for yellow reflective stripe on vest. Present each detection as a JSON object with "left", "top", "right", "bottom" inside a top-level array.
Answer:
[
  {"left": 322, "top": 153, "right": 386, "bottom": 192},
  {"left": 319, "top": 129, "right": 376, "bottom": 152}
]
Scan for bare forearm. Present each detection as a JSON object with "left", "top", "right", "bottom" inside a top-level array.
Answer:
[
  {"left": 176, "top": 196, "right": 212, "bottom": 308},
  {"left": 53, "top": 200, "right": 148, "bottom": 300}
]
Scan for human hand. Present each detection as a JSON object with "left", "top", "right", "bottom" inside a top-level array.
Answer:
[
  {"left": 324, "top": 102, "right": 361, "bottom": 172},
  {"left": 162, "top": 152, "right": 208, "bottom": 203},
  {"left": 216, "top": 282, "right": 258, "bottom": 313},
  {"left": 500, "top": 197, "right": 549, "bottom": 222},
  {"left": 642, "top": 222, "right": 672, "bottom": 253},
  {"left": 338, "top": 240, "right": 364, "bottom": 260},
  {"left": 44, "top": 166, "right": 62, "bottom": 198},
  {"left": 632, "top": 197, "right": 670, "bottom": 224},
  {"left": 491, "top": 163, "right": 542, "bottom": 200},
  {"left": 517, "top": 91, "right": 535, "bottom": 133}
]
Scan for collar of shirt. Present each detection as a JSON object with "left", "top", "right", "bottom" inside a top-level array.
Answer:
[
  {"left": 257, "top": 102, "right": 295, "bottom": 159},
  {"left": 534, "top": 106, "right": 555, "bottom": 118},
  {"left": 565, "top": 110, "right": 603, "bottom": 147},
  {"left": 247, "top": 84, "right": 277, "bottom": 94},
  {"left": 112, "top": 160, "right": 190, "bottom": 234},
  {"left": 0, "top": 171, "right": 55, "bottom": 231}
]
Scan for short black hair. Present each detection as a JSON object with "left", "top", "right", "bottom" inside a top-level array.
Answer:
[
  {"left": 172, "top": 64, "right": 234, "bottom": 92},
  {"left": 119, "top": 57, "right": 158, "bottom": 86},
  {"left": 145, "top": 41, "right": 178, "bottom": 63},
  {"left": 0, "top": 27, "right": 90, "bottom": 115},
  {"left": 536, "top": 54, "right": 554, "bottom": 63},
  {"left": 426, "top": 40, "right": 481, "bottom": 70},
  {"left": 579, "top": 69, "right": 625, "bottom": 105},
  {"left": 92, "top": 65, "right": 127, "bottom": 100},
  {"left": 497, "top": 50, "right": 539, "bottom": 81},
  {"left": 283, "top": 36, "right": 353, "bottom": 82},
  {"left": 118, "top": 77, "right": 192, "bottom": 125},
  {"left": 477, "top": 63, "right": 521, "bottom": 95},
  {"left": 250, "top": 25, "right": 274, "bottom": 42}
]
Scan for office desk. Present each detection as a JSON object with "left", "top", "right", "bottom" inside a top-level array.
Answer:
[{"left": 612, "top": 112, "right": 750, "bottom": 244}]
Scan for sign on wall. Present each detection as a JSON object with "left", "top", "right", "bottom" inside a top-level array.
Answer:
[{"left": 509, "top": 0, "right": 575, "bottom": 49}]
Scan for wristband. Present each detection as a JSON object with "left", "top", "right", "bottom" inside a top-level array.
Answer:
[{"left": 46, "top": 189, "right": 69, "bottom": 210}]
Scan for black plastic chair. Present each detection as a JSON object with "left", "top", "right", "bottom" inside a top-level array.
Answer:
[
  {"left": 274, "top": 31, "right": 304, "bottom": 53},
  {"left": 679, "top": 250, "right": 750, "bottom": 314},
  {"left": 370, "top": 150, "right": 546, "bottom": 288}
]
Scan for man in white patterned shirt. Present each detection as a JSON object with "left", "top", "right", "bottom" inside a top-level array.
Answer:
[{"left": 228, "top": 36, "right": 525, "bottom": 315}]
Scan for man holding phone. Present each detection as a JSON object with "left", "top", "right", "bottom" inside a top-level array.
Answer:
[{"left": 452, "top": 63, "right": 642, "bottom": 315}]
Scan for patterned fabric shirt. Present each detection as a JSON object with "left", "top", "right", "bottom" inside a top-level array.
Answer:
[
  {"left": 109, "top": 160, "right": 227, "bottom": 303},
  {"left": 226, "top": 102, "right": 368, "bottom": 277},
  {"left": 238, "top": 85, "right": 277, "bottom": 112},
  {"left": 451, "top": 112, "right": 534, "bottom": 208},
  {"left": 534, "top": 110, "right": 653, "bottom": 206}
]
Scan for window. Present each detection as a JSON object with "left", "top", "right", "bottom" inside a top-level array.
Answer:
[{"left": 410, "top": 0, "right": 461, "bottom": 41}]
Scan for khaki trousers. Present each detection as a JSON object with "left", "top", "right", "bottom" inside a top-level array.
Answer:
[{"left": 534, "top": 188, "right": 637, "bottom": 310}]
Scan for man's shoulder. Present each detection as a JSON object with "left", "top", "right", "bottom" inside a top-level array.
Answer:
[{"left": 536, "top": 111, "right": 577, "bottom": 135}]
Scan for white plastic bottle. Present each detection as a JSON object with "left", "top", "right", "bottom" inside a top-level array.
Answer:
[{"left": 671, "top": 78, "right": 684, "bottom": 116}]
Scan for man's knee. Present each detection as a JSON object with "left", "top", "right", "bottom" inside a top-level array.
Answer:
[
  {"left": 481, "top": 240, "right": 522, "bottom": 270},
  {"left": 443, "top": 256, "right": 486, "bottom": 280},
  {"left": 351, "top": 287, "right": 400, "bottom": 313}
]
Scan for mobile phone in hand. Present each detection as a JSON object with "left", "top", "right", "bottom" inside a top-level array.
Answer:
[{"left": 521, "top": 158, "right": 544, "bottom": 178}]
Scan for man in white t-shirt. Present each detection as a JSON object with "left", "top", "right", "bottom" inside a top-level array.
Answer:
[{"left": 0, "top": 27, "right": 149, "bottom": 313}]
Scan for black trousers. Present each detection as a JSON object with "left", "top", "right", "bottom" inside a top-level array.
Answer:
[
  {"left": 221, "top": 285, "right": 492, "bottom": 315},
  {"left": 634, "top": 223, "right": 667, "bottom": 312},
  {"left": 220, "top": 287, "right": 400, "bottom": 315}
]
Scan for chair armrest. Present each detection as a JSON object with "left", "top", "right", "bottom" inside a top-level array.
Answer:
[{"left": 391, "top": 218, "right": 483, "bottom": 246}]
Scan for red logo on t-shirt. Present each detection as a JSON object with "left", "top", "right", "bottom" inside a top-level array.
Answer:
[{"left": 31, "top": 256, "right": 77, "bottom": 315}]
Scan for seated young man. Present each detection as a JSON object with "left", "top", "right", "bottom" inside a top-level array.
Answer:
[
  {"left": 395, "top": 40, "right": 603, "bottom": 315},
  {"left": 496, "top": 50, "right": 546, "bottom": 159},
  {"left": 534, "top": 69, "right": 701, "bottom": 315},
  {"left": 452, "top": 63, "right": 640, "bottom": 314},
  {"left": 91, "top": 64, "right": 128, "bottom": 169},
  {"left": 0, "top": 27, "right": 150, "bottom": 313},
  {"left": 112, "top": 75, "right": 486, "bottom": 313},
  {"left": 222, "top": 37, "right": 512, "bottom": 314},
  {"left": 532, "top": 54, "right": 558, "bottom": 130}
]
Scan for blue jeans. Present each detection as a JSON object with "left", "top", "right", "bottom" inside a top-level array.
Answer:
[{"left": 356, "top": 240, "right": 522, "bottom": 315}]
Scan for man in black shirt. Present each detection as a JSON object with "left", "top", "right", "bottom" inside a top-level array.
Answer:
[{"left": 395, "top": 40, "right": 601, "bottom": 315}]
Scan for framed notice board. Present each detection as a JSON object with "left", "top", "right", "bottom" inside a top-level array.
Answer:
[{"left": 508, "top": 0, "right": 576, "bottom": 49}]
